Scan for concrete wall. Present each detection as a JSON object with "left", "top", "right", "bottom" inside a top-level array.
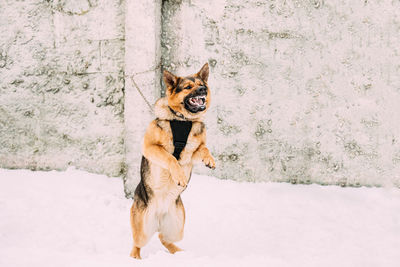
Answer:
[
  {"left": 0, "top": 0, "right": 125, "bottom": 177},
  {"left": 1, "top": 0, "right": 400, "bottom": 195},
  {"left": 160, "top": 0, "right": 400, "bottom": 188}
]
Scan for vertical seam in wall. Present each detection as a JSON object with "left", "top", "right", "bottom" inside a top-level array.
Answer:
[
  {"left": 156, "top": 0, "right": 162, "bottom": 99},
  {"left": 155, "top": 1, "right": 158, "bottom": 98},
  {"left": 121, "top": 0, "right": 127, "bottom": 178},
  {"left": 160, "top": 0, "right": 166, "bottom": 97}
]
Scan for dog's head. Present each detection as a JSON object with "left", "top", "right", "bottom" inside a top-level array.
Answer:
[{"left": 163, "top": 63, "right": 211, "bottom": 119}]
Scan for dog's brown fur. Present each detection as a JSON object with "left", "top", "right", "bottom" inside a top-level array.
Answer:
[{"left": 130, "top": 63, "right": 215, "bottom": 259}]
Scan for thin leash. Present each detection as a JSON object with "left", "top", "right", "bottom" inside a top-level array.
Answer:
[
  {"left": 128, "top": 63, "right": 162, "bottom": 114},
  {"left": 129, "top": 75, "right": 154, "bottom": 114}
]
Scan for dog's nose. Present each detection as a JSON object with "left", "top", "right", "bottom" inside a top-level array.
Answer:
[{"left": 196, "top": 86, "right": 207, "bottom": 95}]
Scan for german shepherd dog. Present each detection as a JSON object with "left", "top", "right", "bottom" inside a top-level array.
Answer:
[{"left": 130, "top": 63, "right": 216, "bottom": 259}]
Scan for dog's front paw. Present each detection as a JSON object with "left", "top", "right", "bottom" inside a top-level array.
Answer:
[
  {"left": 170, "top": 164, "right": 188, "bottom": 187},
  {"left": 203, "top": 154, "right": 216, "bottom": 170},
  {"left": 173, "top": 174, "right": 188, "bottom": 188}
]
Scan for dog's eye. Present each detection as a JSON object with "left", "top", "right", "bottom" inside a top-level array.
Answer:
[{"left": 184, "top": 85, "right": 192, "bottom": 89}]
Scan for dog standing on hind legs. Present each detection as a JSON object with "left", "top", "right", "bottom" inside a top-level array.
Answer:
[{"left": 130, "top": 63, "right": 216, "bottom": 259}]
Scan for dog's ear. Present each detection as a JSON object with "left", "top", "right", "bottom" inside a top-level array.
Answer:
[
  {"left": 197, "top": 63, "right": 209, "bottom": 82},
  {"left": 163, "top": 70, "right": 178, "bottom": 90}
]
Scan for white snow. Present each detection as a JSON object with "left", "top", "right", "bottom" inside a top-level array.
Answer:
[{"left": 1, "top": 168, "right": 399, "bottom": 267}]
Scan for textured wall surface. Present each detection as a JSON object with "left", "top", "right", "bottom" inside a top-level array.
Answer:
[
  {"left": 161, "top": 0, "right": 400, "bottom": 187},
  {"left": 2, "top": 0, "right": 400, "bottom": 192},
  {"left": 0, "top": 0, "right": 125, "bottom": 176},
  {"left": 123, "top": 0, "right": 162, "bottom": 197}
]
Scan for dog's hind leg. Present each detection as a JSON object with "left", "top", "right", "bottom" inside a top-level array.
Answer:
[
  {"left": 130, "top": 202, "right": 157, "bottom": 259},
  {"left": 159, "top": 233, "right": 182, "bottom": 254},
  {"left": 130, "top": 246, "right": 141, "bottom": 259},
  {"left": 158, "top": 196, "right": 185, "bottom": 254}
]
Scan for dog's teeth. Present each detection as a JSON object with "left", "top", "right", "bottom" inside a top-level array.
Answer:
[{"left": 188, "top": 96, "right": 206, "bottom": 107}]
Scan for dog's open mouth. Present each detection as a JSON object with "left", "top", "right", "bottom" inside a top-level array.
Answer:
[
  {"left": 188, "top": 96, "right": 206, "bottom": 107},
  {"left": 184, "top": 94, "right": 207, "bottom": 113}
]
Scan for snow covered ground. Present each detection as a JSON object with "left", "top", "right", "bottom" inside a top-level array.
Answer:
[{"left": 0, "top": 168, "right": 399, "bottom": 267}]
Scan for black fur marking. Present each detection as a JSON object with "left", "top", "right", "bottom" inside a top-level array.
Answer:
[
  {"left": 155, "top": 118, "right": 163, "bottom": 129},
  {"left": 187, "top": 76, "right": 195, "bottom": 82},
  {"left": 174, "top": 77, "right": 182, "bottom": 93},
  {"left": 175, "top": 195, "right": 182, "bottom": 205},
  {"left": 176, "top": 77, "right": 181, "bottom": 87},
  {"left": 134, "top": 156, "right": 153, "bottom": 207},
  {"left": 194, "top": 122, "right": 205, "bottom": 136},
  {"left": 175, "top": 86, "right": 182, "bottom": 94}
]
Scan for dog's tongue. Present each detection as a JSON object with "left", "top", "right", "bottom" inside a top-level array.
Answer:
[{"left": 190, "top": 97, "right": 202, "bottom": 106}]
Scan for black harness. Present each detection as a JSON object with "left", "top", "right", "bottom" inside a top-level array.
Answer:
[{"left": 169, "top": 120, "right": 192, "bottom": 160}]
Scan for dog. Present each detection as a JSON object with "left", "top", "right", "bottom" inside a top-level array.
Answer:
[{"left": 130, "top": 63, "right": 216, "bottom": 259}]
